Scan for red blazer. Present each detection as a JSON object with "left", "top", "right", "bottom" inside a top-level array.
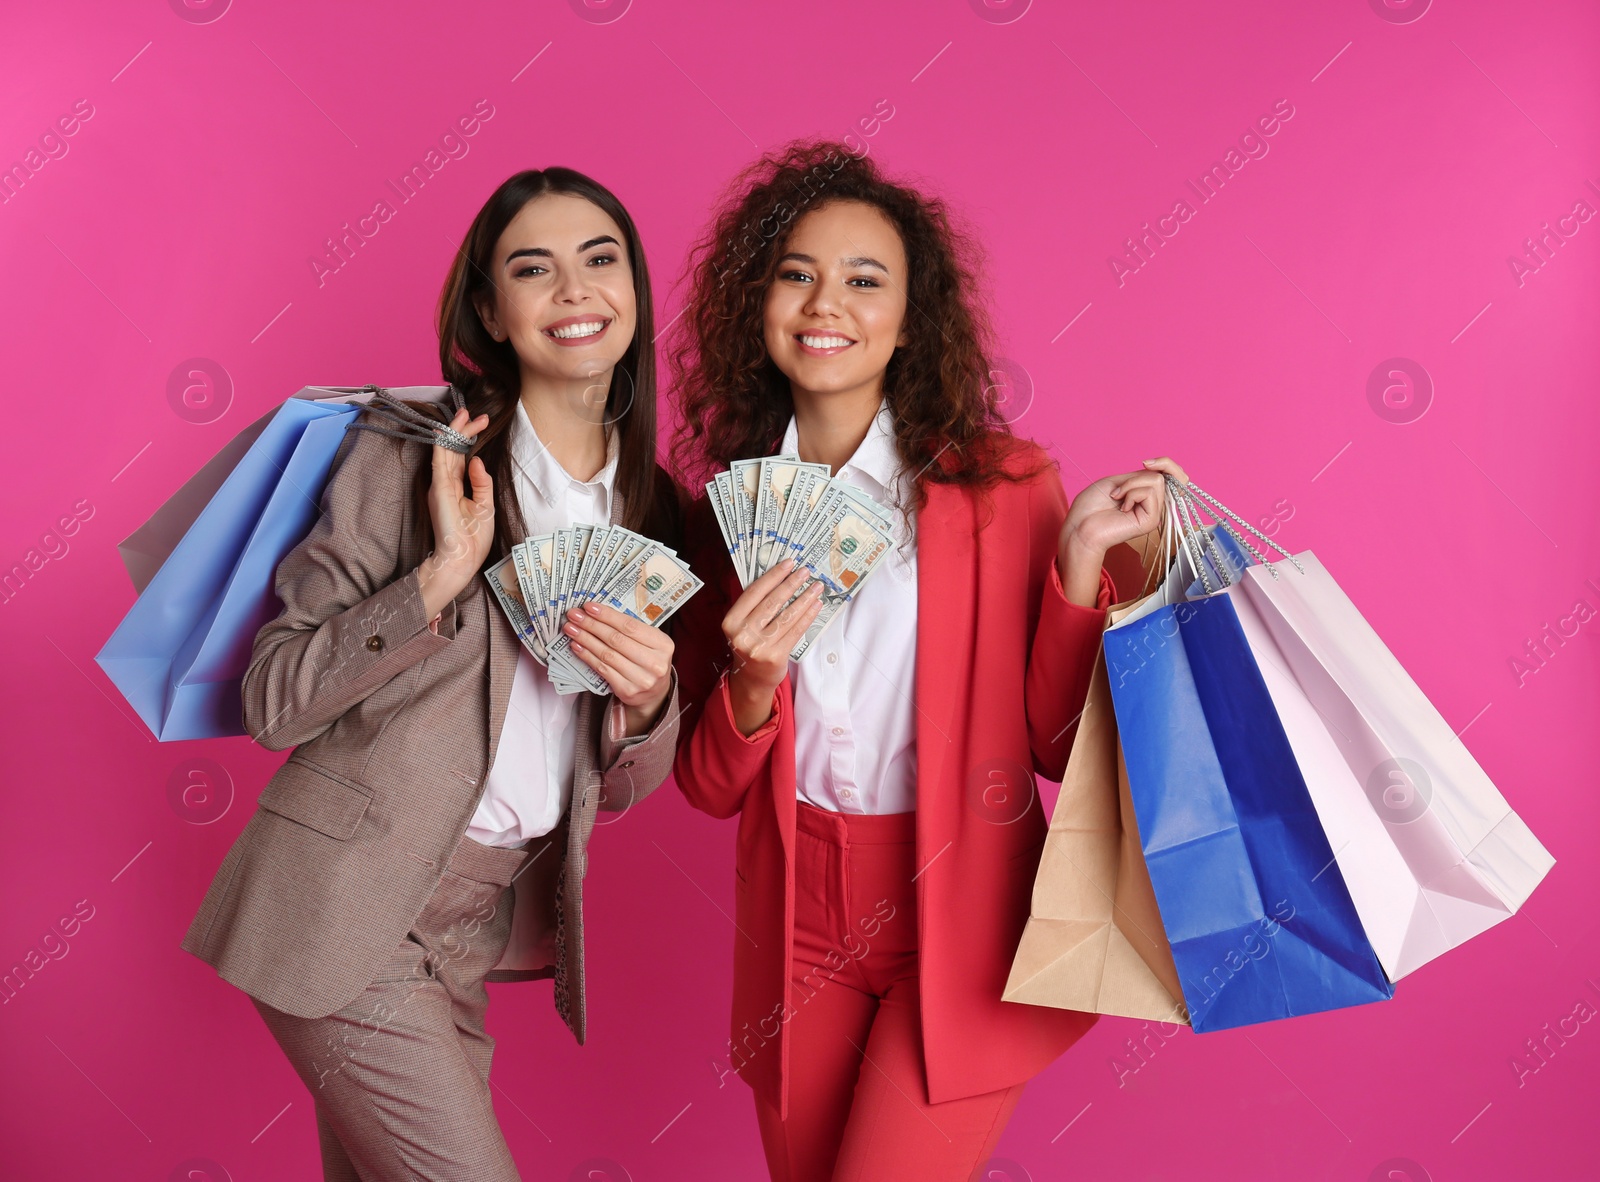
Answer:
[{"left": 671, "top": 442, "right": 1117, "bottom": 1117}]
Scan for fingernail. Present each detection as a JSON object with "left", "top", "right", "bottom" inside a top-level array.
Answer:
[{"left": 586, "top": 602, "right": 603, "bottom": 615}]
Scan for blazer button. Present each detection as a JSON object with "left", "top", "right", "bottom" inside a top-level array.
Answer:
[{"left": 366, "top": 635, "right": 384, "bottom": 652}]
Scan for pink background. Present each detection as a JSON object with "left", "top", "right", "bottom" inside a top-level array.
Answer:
[{"left": 2, "top": 1, "right": 1596, "bottom": 1179}]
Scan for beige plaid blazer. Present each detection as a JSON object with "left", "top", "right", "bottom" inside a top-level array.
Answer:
[{"left": 180, "top": 423, "right": 680, "bottom": 1044}]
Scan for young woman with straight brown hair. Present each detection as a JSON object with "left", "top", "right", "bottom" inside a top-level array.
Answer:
[{"left": 182, "top": 168, "right": 683, "bottom": 1180}]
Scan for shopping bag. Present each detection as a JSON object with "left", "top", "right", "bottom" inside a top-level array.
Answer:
[
  {"left": 1240, "top": 556, "right": 1553, "bottom": 979},
  {"left": 1004, "top": 642, "right": 1187, "bottom": 1024},
  {"left": 1103, "top": 514, "right": 1394, "bottom": 1031},
  {"left": 1165, "top": 482, "right": 1555, "bottom": 981},
  {"left": 96, "top": 385, "right": 449, "bottom": 740}
]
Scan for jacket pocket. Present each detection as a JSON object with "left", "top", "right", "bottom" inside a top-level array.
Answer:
[{"left": 257, "top": 758, "right": 373, "bottom": 840}]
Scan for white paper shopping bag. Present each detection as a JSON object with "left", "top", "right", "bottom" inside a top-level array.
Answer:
[{"left": 1234, "top": 553, "right": 1554, "bottom": 979}]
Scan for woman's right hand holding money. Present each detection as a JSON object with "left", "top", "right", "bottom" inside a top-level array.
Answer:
[
  {"left": 723, "top": 558, "right": 824, "bottom": 735},
  {"left": 418, "top": 406, "right": 494, "bottom": 619}
]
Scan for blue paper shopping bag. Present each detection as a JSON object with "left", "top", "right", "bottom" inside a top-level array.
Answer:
[
  {"left": 96, "top": 398, "right": 362, "bottom": 740},
  {"left": 1103, "top": 584, "right": 1394, "bottom": 1032}
]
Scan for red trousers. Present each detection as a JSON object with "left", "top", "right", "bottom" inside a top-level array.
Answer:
[{"left": 754, "top": 800, "right": 1025, "bottom": 1182}]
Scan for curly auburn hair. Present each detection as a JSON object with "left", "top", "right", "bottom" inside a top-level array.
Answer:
[{"left": 666, "top": 138, "right": 1049, "bottom": 514}]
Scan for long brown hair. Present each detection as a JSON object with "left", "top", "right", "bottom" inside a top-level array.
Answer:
[
  {"left": 667, "top": 138, "right": 1048, "bottom": 512},
  {"left": 423, "top": 167, "right": 680, "bottom": 558}
]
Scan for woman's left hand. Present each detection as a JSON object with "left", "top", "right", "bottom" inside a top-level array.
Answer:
[
  {"left": 563, "top": 602, "right": 675, "bottom": 735},
  {"left": 1056, "top": 456, "right": 1189, "bottom": 606}
]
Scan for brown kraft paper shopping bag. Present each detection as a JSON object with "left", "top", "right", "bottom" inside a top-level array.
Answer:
[{"left": 1003, "top": 611, "right": 1188, "bottom": 1025}]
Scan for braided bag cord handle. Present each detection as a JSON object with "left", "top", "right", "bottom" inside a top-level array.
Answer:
[{"left": 344, "top": 383, "right": 473, "bottom": 454}]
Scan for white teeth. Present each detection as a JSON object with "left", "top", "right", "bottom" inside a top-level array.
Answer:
[
  {"left": 550, "top": 321, "right": 606, "bottom": 339},
  {"left": 800, "top": 334, "right": 852, "bottom": 349}
]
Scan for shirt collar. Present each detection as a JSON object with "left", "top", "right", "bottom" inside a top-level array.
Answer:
[
  {"left": 510, "top": 399, "right": 620, "bottom": 508},
  {"left": 778, "top": 398, "right": 902, "bottom": 498}
]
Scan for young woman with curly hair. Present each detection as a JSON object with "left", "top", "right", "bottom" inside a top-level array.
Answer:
[{"left": 666, "top": 140, "right": 1184, "bottom": 1181}]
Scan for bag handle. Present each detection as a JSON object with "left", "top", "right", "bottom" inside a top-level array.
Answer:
[
  {"left": 1107, "top": 472, "right": 1306, "bottom": 609},
  {"left": 1179, "top": 482, "right": 1252, "bottom": 593},
  {"left": 1172, "top": 481, "right": 1221, "bottom": 596},
  {"left": 1178, "top": 479, "right": 1301, "bottom": 568},
  {"left": 1164, "top": 476, "right": 1305, "bottom": 584},
  {"left": 1144, "top": 478, "right": 1215, "bottom": 606},
  {"left": 1132, "top": 487, "right": 1178, "bottom": 600},
  {"left": 343, "top": 384, "right": 473, "bottom": 454}
]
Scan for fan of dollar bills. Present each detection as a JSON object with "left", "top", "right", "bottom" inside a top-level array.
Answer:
[
  {"left": 707, "top": 455, "right": 896, "bottom": 661},
  {"left": 483, "top": 526, "right": 703, "bottom": 695}
]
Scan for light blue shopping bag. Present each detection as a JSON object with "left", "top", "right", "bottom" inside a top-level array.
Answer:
[
  {"left": 96, "top": 398, "right": 363, "bottom": 740},
  {"left": 98, "top": 384, "right": 455, "bottom": 740}
]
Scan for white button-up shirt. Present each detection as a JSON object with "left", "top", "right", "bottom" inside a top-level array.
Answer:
[
  {"left": 466, "top": 401, "right": 619, "bottom": 848},
  {"left": 783, "top": 399, "right": 919, "bottom": 815}
]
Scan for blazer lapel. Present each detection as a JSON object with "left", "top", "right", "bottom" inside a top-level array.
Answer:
[
  {"left": 568, "top": 485, "right": 625, "bottom": 822},
  {"left": 485, "top": 485, "right": 530, "bottom": 771},
  {"left": 914, "top": 481, "right": 974, "bottom": 846}
]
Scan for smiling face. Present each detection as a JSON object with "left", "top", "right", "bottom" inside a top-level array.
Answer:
[
  {"left": 763, "top": 199, "right": 909, "bottom": 405},
  {"left": 475, "top": 192, "right": 636, "bottom": 418}
]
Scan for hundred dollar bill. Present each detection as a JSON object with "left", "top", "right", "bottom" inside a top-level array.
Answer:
[
  {"left": 729, "top": 457, "right": 770, "bottom": 584},
  {"left": 526, "top": 534, "right": 557, "bottom": 647},
  {"left": 711, "top": 471, "right": 748, "bottom": 586},
  {"left": 552, "top": 523, "right": 605, "bottom": 684},
  {"left": 750, "top": 459, "right": 786, "bottom": 575},
  {"left": 513, "top": 536, "right": 552, "bottom": 649},
  {"left": 836, "top": 480, "right": 894, "bottom": 529},
  {"left": 773, "top": 466, "right": 831, "bottom": 566},
  {"left": 581, "top": 528, "right": 656, "bottom": 625},
  {"left": 547, "top": 529, "right": 570, "bottom": 635},
  {"left": 559, "top": 541, "right": 701, "bottom": 688},
  {"left": 607, "top": 545, "right": 705, "bottom": 627},
  {"left": 484, "top": 554, "right": 547, "bottom": 661},
  {"left": 786, "top": 482, "right": 848, "bottom": 565},
  {"left": 769, "top": 500, "right": 891, "bottom": 659},
  {"left": 580, "top": 527, "right": 624, "bottom": 608},
  {"left": 572, "top": 524, "right": 616, "bottom": 608},
  {"left": 787, "top": 558, "right": 891, "bottom": 659},
  {"left": 547, "top": 545, "right": 704, "bottom": 695},
  {"left": 705, "top": 476, "right": 736, "bottom": 558},
  {"left": 567, "top": 524, "right": 599, "bottom": 612},
  {"left": 753, "top": 457, "right": 828, "bottom": 575},
  {"left": 793, "top": 502, "right": 893, "bottom": 597},
  {"left": 788, "top": 587, "right": 851, "bottom": 661},
  {"left": 705, "top": 453, "right": 900, "bottom": 660},
  {"left": 489, "top": 524, "right": 704, "bottom": 694}
]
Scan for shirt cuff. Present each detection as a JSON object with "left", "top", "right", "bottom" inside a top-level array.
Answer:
[
  {"left": 425, "top": 598, "right": 458, "bottom": 640},
  {"left": 603, "top": 667, "right": 679, "bottom": 748}
]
